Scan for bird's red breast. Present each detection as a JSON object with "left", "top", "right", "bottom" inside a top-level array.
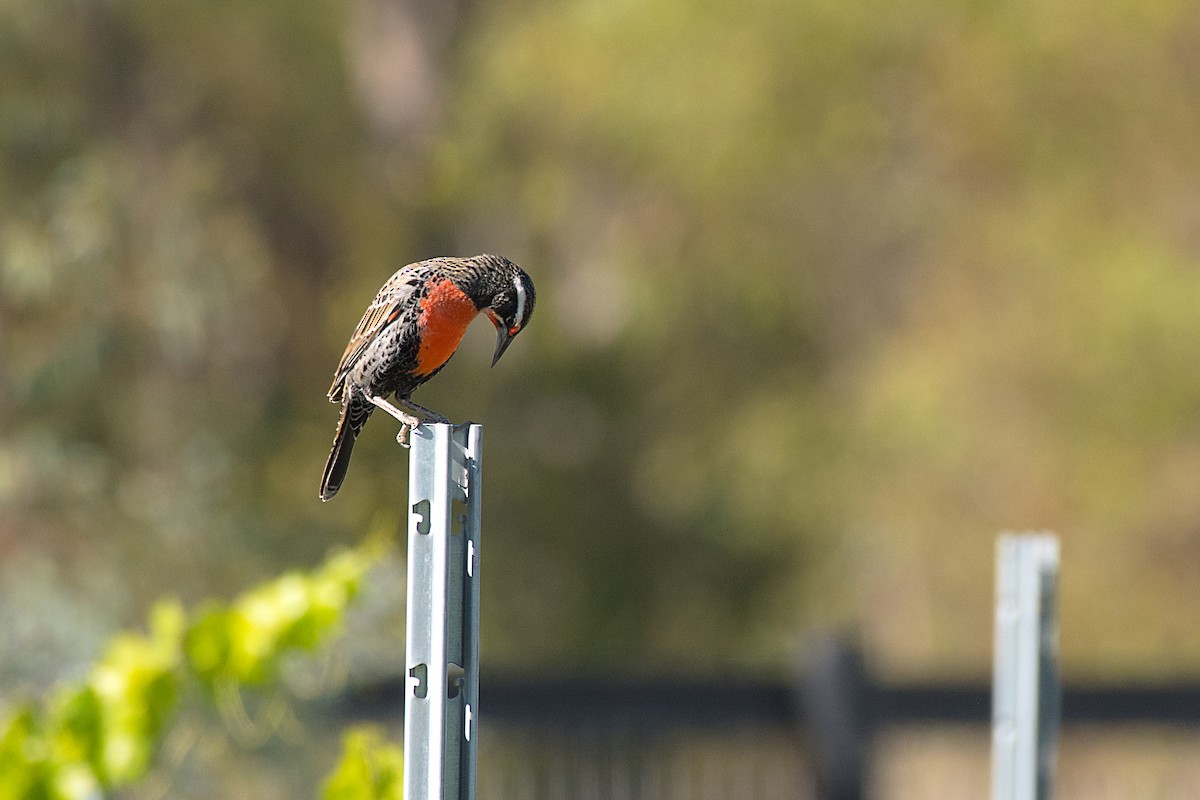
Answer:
[{"left": 413, "top": 277, "right": 481, "bottom": 377}]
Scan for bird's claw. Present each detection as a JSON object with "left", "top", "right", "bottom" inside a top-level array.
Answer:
[{"left": 396, "top": 424, "right": 411, "bottom": 447}]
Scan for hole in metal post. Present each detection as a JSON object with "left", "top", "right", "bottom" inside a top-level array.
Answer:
[
  {"left": 409, "top": 664, "right": 428, "bottom": 698},
  {"left": 411, "top": 499, "right": 431, "bottom": 535},
  {"left": 447, "top": 663, "right": 465, "bottom": 699}
]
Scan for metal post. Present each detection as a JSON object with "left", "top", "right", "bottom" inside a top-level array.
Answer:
[
  {"left": 405, "top": 423, "right": 482, "bottom": 800},
  {"left": 992, "top": 533, "right": 1060, "bottom": 800},
  {"left": 798, "top": 637, "right": 872, "bottom": 800}
]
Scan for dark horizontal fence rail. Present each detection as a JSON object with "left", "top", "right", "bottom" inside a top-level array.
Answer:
[
  {"left": 343, "top": 676, "right": 800, "bottom": 729},
  {"left": 338, "top": 677, "right": 1200, "bottom": 730}
]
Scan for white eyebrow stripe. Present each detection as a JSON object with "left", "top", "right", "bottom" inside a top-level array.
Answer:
[{"left": 512, "top": 275, "right": 527, "bottom": 329}]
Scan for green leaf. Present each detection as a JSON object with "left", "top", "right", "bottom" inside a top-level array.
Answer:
[
  {"left": 0, "top": 707, "right": 49, "bottom": 800},
  {"left": 321, "top": 727, "right": 403, "bottom": 800}
]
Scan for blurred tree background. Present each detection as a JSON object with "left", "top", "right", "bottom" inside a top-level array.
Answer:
[{"left": 4, "top": 0, "right": 1200, "bottom": 794}]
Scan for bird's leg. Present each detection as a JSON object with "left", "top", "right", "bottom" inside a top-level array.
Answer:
[
  {"left": 366, "top": 394, "right": 423, "bottom": 447},
  {"left": 397, "top": 399, "right": 450, "bottom": 424}
]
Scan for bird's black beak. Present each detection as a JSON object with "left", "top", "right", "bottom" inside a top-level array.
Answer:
[{"left": 492, "top": 325, "right": 515, "bottom": 367}]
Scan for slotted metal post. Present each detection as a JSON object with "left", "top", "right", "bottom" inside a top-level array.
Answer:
[
  {"left": 993, "top": 533, "right": 1060, "bottom": 800},
  {"left": 405, "top": 423, "right": 482, "bottom": 800}
]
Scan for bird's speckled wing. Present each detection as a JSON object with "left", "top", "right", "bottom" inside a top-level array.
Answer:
[{"left": 327, "top": 266, "right": 427, "bottom": 401}]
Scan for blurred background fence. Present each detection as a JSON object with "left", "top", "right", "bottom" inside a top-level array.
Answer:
[{"left": 338, "top": 638, "right": 1200, "bottom": 800}]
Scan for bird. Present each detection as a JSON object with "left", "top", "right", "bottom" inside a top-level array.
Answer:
[{"left": 319, "top": 254, "right": 536, "bottom": 501}]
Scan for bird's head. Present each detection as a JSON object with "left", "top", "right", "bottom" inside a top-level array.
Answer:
[{"left": 476, "top": 256, "right": 536, "bottom": 366}]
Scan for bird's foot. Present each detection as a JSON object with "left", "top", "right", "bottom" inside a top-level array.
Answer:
[
  {"left": 366, "top": 394, "right": 425, "bottom": 446},
  {"left": 395, "top": 413, "right": 422, "bottom": 447},
  {"left": 398, "top": 398, "right": 450, "bottom": 425}
]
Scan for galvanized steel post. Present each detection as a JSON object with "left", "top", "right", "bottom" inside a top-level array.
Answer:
[
  {"left": 992, "top": 533, "right": 1060, "bottom": 800},
  {"left": 405, "top": 423, "right": 482, "bottom": 800}
]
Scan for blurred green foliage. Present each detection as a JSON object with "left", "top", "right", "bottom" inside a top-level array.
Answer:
[
  {"left": 321, "top": 727, "right": 404, "bottom": 800},
  {"left": 185, "top": 550, "right": 370, "bottom": 688},
  {"left": 0, "top": 542, "right": 380, "bottom": 799}
]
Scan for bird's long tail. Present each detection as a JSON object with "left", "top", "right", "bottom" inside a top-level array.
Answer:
[{"left": 319, "top": 393, "right": 372, "bottom": 501}]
